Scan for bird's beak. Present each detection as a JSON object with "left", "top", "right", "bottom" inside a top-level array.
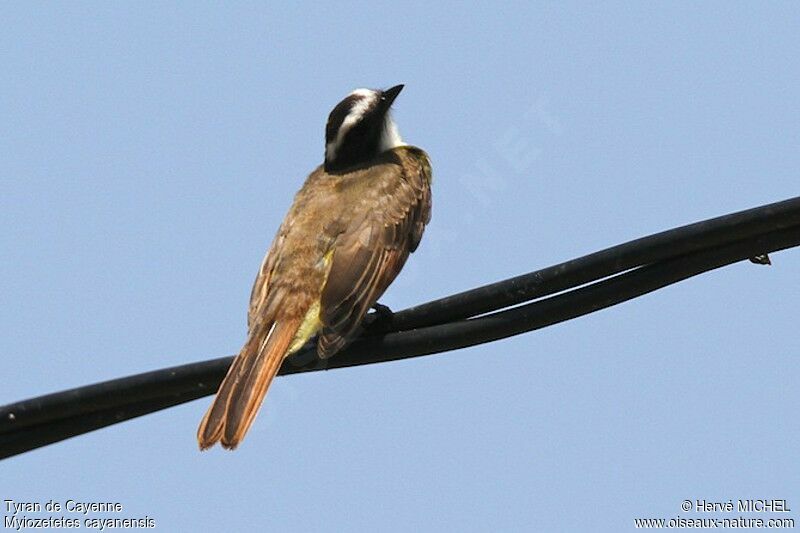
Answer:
[{"left": 382, "top": 84, "right": 404, "bottom": 107}]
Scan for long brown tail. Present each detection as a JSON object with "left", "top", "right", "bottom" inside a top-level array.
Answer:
[{"left": 197, "top": 318, "right": 301, "bottom": 450}]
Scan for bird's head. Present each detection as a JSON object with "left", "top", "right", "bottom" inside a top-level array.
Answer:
[{"left": 324, "top": 84, "right": 405, "bottom": 173}]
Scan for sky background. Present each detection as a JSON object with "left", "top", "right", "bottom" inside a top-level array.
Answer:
[{"left": 2, "top": 2, "right": 799, "bottom": 531}]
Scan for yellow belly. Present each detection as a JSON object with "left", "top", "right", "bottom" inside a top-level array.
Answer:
[
  {"left": 288, "top": 300, "right": 321, "bottom": 354},
  {"left": 286, "top": 248, "right": 334, "bottom": 354}
]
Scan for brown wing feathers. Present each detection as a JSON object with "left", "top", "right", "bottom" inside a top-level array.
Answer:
[{"left": 318, "top": 157, "right": 431, "bottom": 358}]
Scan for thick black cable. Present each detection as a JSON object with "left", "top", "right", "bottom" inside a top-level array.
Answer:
[
  {"left": 1, "top": 197, "right": 798, "bottom": 459},
  {"left": 1, "top": 227, "right": 796, "bottom": 459},
  {"left": 386, "top": 196, "right": 800, "bottom": 330}
]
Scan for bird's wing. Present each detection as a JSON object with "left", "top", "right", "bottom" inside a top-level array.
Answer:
[
  {"left": 318, "top": 148, "right": 432, "bottom": 357},
  {"left": 247, "top": 224, "right": 287, "bottom": 332}
]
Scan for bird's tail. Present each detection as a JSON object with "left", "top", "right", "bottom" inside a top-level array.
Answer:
[{"left": 197, "top": 318, "right": 301, "bottom": 450}]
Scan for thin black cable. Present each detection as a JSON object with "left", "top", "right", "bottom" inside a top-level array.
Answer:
[
  {"left": 1, "top": 227, "right": 796, "bottom": 460},
  {"left": 386, "top": 196, "right": 800, "bottom": 330},
  {"left": 1, "top": 196, "right": 798, "bottom": 459}
]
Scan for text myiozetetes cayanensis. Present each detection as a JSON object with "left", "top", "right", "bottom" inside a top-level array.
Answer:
[{"left": 198, "top": 85, "right": 432, "bottom": 450}]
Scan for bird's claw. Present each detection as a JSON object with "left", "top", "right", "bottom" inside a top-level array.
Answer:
[{"left": 364, "top": 302, "right": 394, "bottom": 331}]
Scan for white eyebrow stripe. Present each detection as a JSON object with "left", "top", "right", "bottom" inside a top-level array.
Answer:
[
  {"left": 326, "top": 91, "right": 377, "bottom": 161},
  {"left": 350, "top": 88, "right": 374, "bottom": 98}
]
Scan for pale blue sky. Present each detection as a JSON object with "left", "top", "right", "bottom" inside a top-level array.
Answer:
[{"left": 2, "top": 2, "right": 799, "bottom": 531}]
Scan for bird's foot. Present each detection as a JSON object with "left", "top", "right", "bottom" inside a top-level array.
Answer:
[{"left": 364, "top": 302, "right": 394, "bottom": 331}]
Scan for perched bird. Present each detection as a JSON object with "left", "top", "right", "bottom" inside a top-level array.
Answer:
[{"left": 198, "top": 84, "right": 432, "bottom": 450}]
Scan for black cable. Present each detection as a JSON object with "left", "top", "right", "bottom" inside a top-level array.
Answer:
[
  {"left": 1, "top": 196, "right": 799, "bottom": 459},
  {"left": 386, "top": 196, "right": 800, "bottom": 330}
]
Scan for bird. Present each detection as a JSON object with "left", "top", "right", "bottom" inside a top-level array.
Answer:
[{"left": 197, "top": 84, "right": 432, "bottom": 450}]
